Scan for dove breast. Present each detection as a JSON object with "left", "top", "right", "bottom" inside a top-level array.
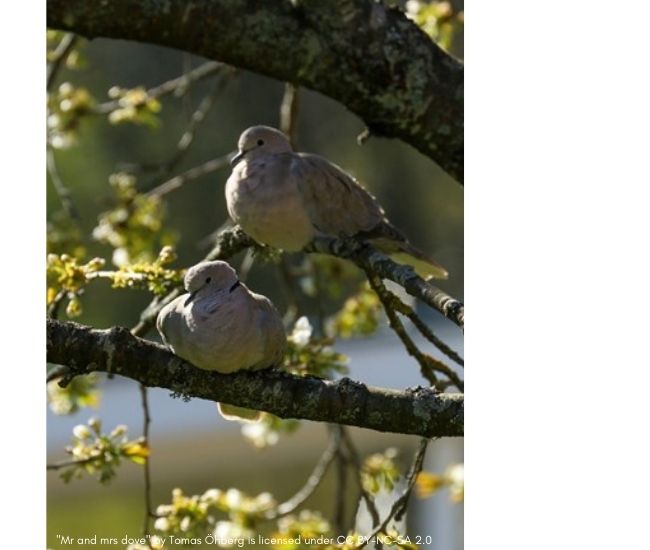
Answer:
[
  {"left": 294, "top": 153, "right": 387, "bottom": 236},
  {"left": 225, "top": 154, "right": 315, "bottom": 251},
  {"left": 157, "top": 284, "right": 286, "bottom": 374}
]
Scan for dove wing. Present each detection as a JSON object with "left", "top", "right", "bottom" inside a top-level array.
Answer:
[
  {"left": 293, "top": 153, "right": 396, "bottom": 238},
  {"left": 156, "top": 296, "right": 187, "bottom": 352},
  {"left": 251, "top": 293, "right": 287, "bottom": 368},
  {"left": 292, "top": 153, "right": 448, "bottom": 280}
]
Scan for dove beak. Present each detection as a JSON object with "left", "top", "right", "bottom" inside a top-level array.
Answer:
[{"left": 230, "top": 150, "right": 245, "bottom": 167}]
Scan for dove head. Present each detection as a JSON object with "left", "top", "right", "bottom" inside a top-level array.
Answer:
[
  {"left": 184, "top": 261, "right": 240, "bottom": 299},
  {"left": 230, "top": 126, "right": 292, "bottom": 167}
]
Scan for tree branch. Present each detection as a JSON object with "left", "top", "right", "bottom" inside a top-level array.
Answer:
[
  {"left": 128, "top": 226, "right": 462, "bottom": 344},
  {"left": 358, "top": 437, "right": 430, "bottom": 548},
  {"left": 46, "top": 0, "right": 463, "bottom": 183},
  {"left": 306, "top": 235, "right": 464, "bottom": 328},
  {"left": 47, "top": 319, "right": 463, "bottom": 438},
  {"left": 47, "top": 32, "right": 77, "bottom": 90},
  {"left": 366, "top": 273, "right": 463, "bottom": 391},
  {"left": 265, "top": 428, "right": 342, "bottom": 521}
]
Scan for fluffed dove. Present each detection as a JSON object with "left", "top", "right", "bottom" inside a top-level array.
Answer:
[
  {"left": 156, "top": 260, "right": 286, "bottom": 421},
  {"left": 225, "top": 125, "right": 448, "bottom": 280}
]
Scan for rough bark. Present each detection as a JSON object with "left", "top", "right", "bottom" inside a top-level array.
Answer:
[
  {"left": 47, "top": 319, "right": 464, "bottom": 438},
  {"left": 308, "top": 235, "right": 464, "bottom": 328},
  {"left": 46, "top": 0, "right": 464, "bottom": 183}
]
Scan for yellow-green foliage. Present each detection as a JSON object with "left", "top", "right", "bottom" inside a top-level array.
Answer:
[
  {"left": 415, "top": 463, "right": 464, "bottom": 503},
  {"left": 272, "top": 511, "right": 332, "bottom": 550},
  {"left": 93, "top": 172, "right": 177, "bottom": 266},
  {"left": 330, "top": 283, "right": 382, "bottom": 339},
  {"left": 46, "top": 211, "right": 86, "bottom": 260},
  {"left": 154, "top": 487, "right": 276, "bottom": 541},
  {"left": 46, "top": 253, "right": 106, "bottom": 317},
  {"left": 47, "top": 81, "right": 96, "bottom": 149},
  {"left": 241, "top": 413, "right": 300, "bottom": 449},
  {"left": 361, "top": 448, "right": 401, "bottom": 495},
  {"left": 47, "top": 374, "right": 101, "bottom": 415},
  {"left": 47, "top": 30, "right": 86, "bottom": 70},
  {"left": 107, "top": 86, "right": 162, "bottom": 128},
  {"left": 405, "top": 1, "right": 464, "bottom": 51},
  {"left": 59, "top": 418, "right": 149, "bottom": 485},
  {"left": 284, "top": 317, "right": 349, "bottom": 379},
  {"left": 299, "top": 255, "right": 360, "bottom": 300},
  {"left": 109, "top": 245, "right": 184, "bottom": 296}
]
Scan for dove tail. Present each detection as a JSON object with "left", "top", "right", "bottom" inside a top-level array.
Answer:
[
  {"left": 217, "top": 403, "right": 262, "bottom": 423},
  {"left": 369, "top": 238, "right": 448, "bottom": 280},
  {"left": 388, "top": 252, "right": 449, "bottom": 280}
]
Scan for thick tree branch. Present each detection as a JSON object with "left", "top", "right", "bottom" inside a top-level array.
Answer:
[
  {"left": 46, "top": 0, "right": 464, "bottom": 183},
  {"left": 47, "top": 320, "right": 463, "bottom": 438}
]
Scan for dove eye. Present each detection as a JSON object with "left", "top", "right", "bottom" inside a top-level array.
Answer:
[
  {"left": 257, "top": 139, "right": 264, "bottom": 146},
  {"left": 205, "top": 277, "right": 212, "bottom": 284}
]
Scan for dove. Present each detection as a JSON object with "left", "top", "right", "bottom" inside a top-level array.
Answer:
[
  {"left": 156, "top": 260, "right": 286, "bottom": 421},
  {"left": 225, "top": 125, "right": 448, "bottom": 280}
]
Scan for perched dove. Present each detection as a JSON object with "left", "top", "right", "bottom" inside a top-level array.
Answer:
[
  {"left": 225, "top": 125, "right": 448, "bottom": 280},
  {"left": 156, "top": 260, "right": 286, "bottom": 421}
]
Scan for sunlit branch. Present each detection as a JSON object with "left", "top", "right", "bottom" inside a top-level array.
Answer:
[
  {"left": 47, "top": 0, "right": 464, "bottom": 183},
  {"left": 340, "top": 427, "right": 381, "bottom": 528},
  {"left": 366, "top": 274, "right": 462, "bottom": 391},
  {"left": 141, "top": 74, "right": 234, "bottom": 191},
  {"left": 307, "top": 235, "right": 464, "bottom": 329},
  {"left": 279, "top": 83, "right": 300, "bottom": 149},
  {"left": 46, "top": 456, "right": 98, "bottom": 471},
  {"left": 47, "top": 33, "right": 77, "bottom": 90},
  {"left": 139, "top": 384, "right": 153, "bottom": 536},
  {"left": 357, "top": 438, "right": 431, "bottom": 549},
  {"left": 47, "top": 147, "right": 80, "bottom": 221},
  {"left": 46, "top": 319, "right": 464, "bottom": 438},
  {"left": 265, "top": 428, "right": 342, "bottom": 521},
  {"left": 94, "top": 61, "right": 225, "bottom": 115},
  {"left": 144, "top": 154, "right": 233, "bottom": 198},
  {"left": 370, "top": 274, "right": 441, "bottom": 389}
]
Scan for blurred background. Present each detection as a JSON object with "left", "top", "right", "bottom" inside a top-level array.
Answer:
[{"left": 47, "top": 3, "right": 463, "bottom": 548}]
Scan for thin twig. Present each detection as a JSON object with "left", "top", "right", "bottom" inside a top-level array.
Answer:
[
  {"left": 47, "top": 33, "right": 77, "bottom": 90},
  {"left": 47, "top": 289, "right": 67, "bottom": 319},
  {"left": 333, "top": 449, "right": 348, "bottom": 534},
  {"left": 340, "top": 428, "right": 381, "bottom": 528},
  {"left": 47, "top": 148, "right": 80, "bottom": 220},
  {"left": 141, "top": 75, "right": 231, "bottom": 190},
  {"left": 46, "top": 364, "right": 69, "bottom": 383},
  {"left": 332, "top": 426, "right": 350, "bottom": 535},
  {"left": 238, "top": 248, "right": 256, "bottom": 283},
  {"left": 47, "top": 455, "right": 99, "bottom": 471},
  {"left": 311, "top": 258, "right": 327, "bottom": 337},
  {"left": 276, "top": 256, "right": 300, "bottom": 327},
  {"left": 357, "top": 438, "right": 431, "bottom": 549},
  {"left": 373, "top": 282, "right": 463, "bottom": 367},
  {"left": 367, "top": 274, "right": 463, "bottom": 391},
  {"left": 144, "top": 153, "right": 233, "bottom": 198},
  {"left": 406, "top": 308, "right": 464, "bottom": 367},
  {"left": 279, "top": 83, "right": 300, "bottom": 148},
  {"left": 94, "top": 61, "right": 224, "bottom": 114},
  {"left": 181, "top": 53, "right": 194, "bottom": 123},
  {"left": 139, "top": 384, "right": 153, "bottom": 536},
  {"left": 265, "top": 427, "right": 342, "bottom": 520}
]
